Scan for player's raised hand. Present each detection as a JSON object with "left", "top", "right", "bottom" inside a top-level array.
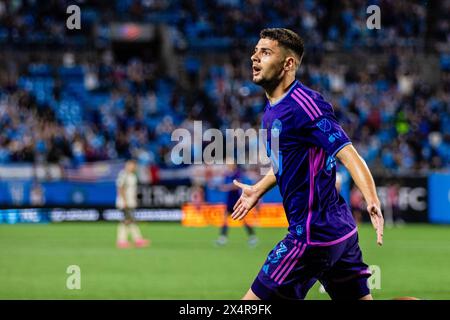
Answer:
[
  {"left": 231, "top": 180, "right": 260, "bottom": 220},
  {"left": 367, "top": 203, "right": 384, "bottom": 246}
]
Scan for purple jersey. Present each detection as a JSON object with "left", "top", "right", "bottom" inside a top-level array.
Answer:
[{"left": 262, "top": 80, "right": 356, "bottom": 245}]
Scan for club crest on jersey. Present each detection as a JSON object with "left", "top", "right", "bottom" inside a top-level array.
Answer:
[
  {"left": 316, "top": 119, "right": 331, "bottom": 133},
  {"left": 326, "top": 156, "right": 336, "bottom": 172},
  {"left": 271, "top": 119, "right": 282, "bottom": 138}
]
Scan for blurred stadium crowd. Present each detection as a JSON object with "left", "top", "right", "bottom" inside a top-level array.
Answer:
[{"left": 0, "top": 0, "right": 448, "bottom": 174}]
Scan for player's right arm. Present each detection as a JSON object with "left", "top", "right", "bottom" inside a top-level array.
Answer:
[
  {"left": 118, "top": 186, "right": 127, "bottom": 208},
  {"left": 231, "top": 168, "right": 276, "bottom": 220},
  {"left": 116, "top": 172, "right": 127, "bottom": 208}
]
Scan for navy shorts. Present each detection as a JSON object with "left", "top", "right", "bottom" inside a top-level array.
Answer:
[{"left": 251, "top": 232, "right": 371, "bottom": 300}]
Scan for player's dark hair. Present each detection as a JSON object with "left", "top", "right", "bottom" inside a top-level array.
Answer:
[{"left": 260, "top": 28, "right": 304, "bottom": 65}]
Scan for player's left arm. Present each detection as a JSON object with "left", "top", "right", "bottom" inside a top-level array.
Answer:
[
  {"left": 336, "top": 144, "right": 384, "bottom": 246},
  {"left": 297, "top": 100, "right": 384, "bottom": 246}
]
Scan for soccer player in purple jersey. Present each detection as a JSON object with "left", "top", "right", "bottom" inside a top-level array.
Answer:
[{"left": 231, "top": 28, "right": 384, "bottom": 300}]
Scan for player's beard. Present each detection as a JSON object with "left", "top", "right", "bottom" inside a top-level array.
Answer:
[{"left": 252, "top": 65, "right": 285, "bottom": 91}]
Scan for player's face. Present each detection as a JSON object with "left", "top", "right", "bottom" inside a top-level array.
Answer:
[
  {"left": 251, "top": 38, "right": 286, "bottom": 86},
  {"left": 126, "top": 161, "right": 137, "bottom": 172}
]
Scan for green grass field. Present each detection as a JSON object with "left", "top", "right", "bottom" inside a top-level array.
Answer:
[{"left": 0, "top": 222, "right": 449, "bottom": 299}]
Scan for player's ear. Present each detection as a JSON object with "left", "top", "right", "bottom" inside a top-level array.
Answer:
[{"left": 284, "top": 56, "right": 295, "bottom": 71}]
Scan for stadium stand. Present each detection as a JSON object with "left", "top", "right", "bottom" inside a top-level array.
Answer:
[{"left": 0, "top": 0, "right": 448, "bottom": 175}]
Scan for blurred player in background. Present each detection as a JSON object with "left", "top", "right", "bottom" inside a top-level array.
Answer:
[
  {"left": 116, "top": 159, "right": 151, "bottom": 249},
  {"left": 232, "top": 28, "right": 384, "bottom": 300},
  {"left": 216, "top": 162, "right": 258, "bottom": 247}
]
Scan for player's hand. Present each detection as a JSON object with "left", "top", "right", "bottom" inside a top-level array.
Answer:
[
  {"left": 231, "top": 180, "right": 260, "bottom": 220},
  {"left": 367, "top": 203, "right": 384, "bottom": 246}
]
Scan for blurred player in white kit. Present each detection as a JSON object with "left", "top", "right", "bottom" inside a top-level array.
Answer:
[{"left": 116, "top": 159, "right": 150, "bottom": 249}]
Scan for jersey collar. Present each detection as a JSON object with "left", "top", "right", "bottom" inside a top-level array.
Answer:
[{"left": 267, "top": 80, "right": 298, "bottom": 108}]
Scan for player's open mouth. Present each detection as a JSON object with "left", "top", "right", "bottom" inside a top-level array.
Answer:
[{"left": 253, "top": 65, "right": 261, "bottom": 75}]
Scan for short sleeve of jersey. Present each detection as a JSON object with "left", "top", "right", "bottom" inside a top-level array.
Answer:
[
  {"left": 304, "top": 114, "right": 351, "bottom": 157},
  {"left": 292, "top": 97, "right": 352, "bottom": 157}
]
